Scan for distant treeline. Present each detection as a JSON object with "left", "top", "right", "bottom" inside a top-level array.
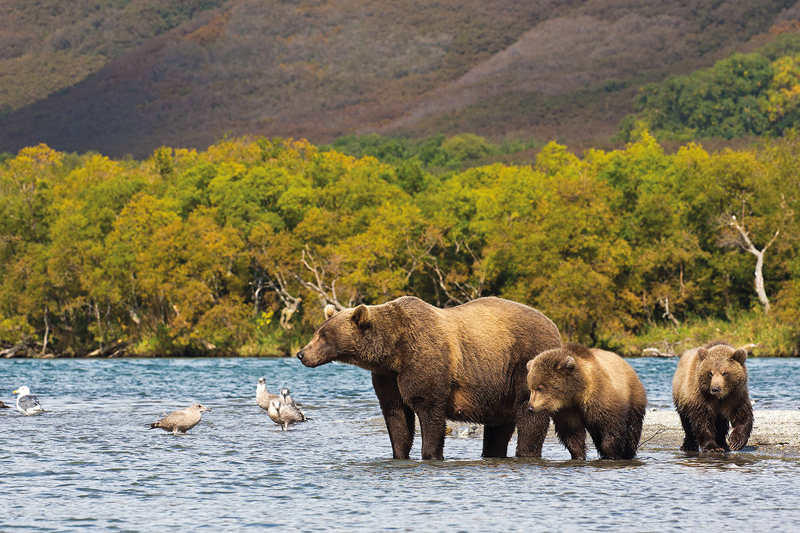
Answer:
[
  {"left": 1, "top": 133, "right": 798, "bottom": 357},
  {"left": 618, "top": 32, "right": 800, "bottom": 141}
]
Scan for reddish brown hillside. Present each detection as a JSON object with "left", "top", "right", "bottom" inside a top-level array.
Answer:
[{"left": 0, "top": 0, "right": 797, "bottom": 157}]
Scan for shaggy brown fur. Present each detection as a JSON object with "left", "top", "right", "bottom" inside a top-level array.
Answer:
[
  {"left": 296, "top": 296, "right": 562, "bottom": 460},
  {"left": 526, "top": 344, "right": 647, "bottom": 460},
  {"left": 672, "top": 341, "right": 753, "bottom": 452}
]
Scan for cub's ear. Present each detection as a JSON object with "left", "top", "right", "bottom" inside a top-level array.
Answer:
[
  {"left": 351, "top": 305, "right": 371, "bottom": 328},
  {"left": 732, "top": 348, "right": 747, "bottom": 365},
  {"left": 697, "top": 348, "right": 709, "bottom": 361},
  {"left": 526, "top": 359, "right": 535, "bottom": 373},
  {"left": 324, "top": 304, "right": 337, "bottom": 320},
  {"left": 562, "top": 356, "right": 576, "bottom": 371}
]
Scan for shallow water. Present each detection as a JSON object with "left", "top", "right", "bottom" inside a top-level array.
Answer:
[{"left": 2, "top": 357, "right": 799, "bottom": 531}]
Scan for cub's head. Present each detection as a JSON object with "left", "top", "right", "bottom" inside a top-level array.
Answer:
[
  {"left": 526, "top": 347, "right": 582, "bottom": 414},
  {"left": 696, "top": 342, "right": 748, "bottom": 399},
  {"left": 296, "top": 304, "right": 372, "bottom": 367}
]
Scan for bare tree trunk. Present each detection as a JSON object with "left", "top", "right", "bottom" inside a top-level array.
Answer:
[
  {"left": 94, "top": 300, "right": 105, "bottom": 349},
  {"left": 41, "top": 306, "right": 50, "bottom": 356},
  {"left": 659, "top": 298, "right": 680, "bottom": 332},
  {"left": 266, "top": 271, "right": 302, "bottom": 330},
  {"left": 730, "top": 216, "right": 779, "bottom": 314}
]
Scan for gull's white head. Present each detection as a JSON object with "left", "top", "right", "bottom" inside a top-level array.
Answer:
[{"left": 13, "top": 386, "right": 31, "bottom": 396}]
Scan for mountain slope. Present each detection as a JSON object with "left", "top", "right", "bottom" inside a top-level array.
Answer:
[{"left": 1, "top": 0, "right": 798, "bottom": 157}]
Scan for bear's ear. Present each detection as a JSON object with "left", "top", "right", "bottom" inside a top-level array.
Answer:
[
  {"left": 351, "top": 305, "right": 371, "bottom": 328},
  {"left": 562, "top": 356, "right": 576, "bottom": 371},
  {"left": 526, "top": 359, "right": 535, "bottom": 373},
  {"left": 731, "top": 348, "right": 747, "bottom": 365},
  {"left": 324, "top": 304, "right": 337, "bottom": 320},
  {"left": 697, "top": 348, "right": 709, "bottom": 361}
]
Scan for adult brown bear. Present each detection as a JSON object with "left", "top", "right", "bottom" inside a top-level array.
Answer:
[
  {"left": 296, "top": 296, "right": 562, "bottom": 460},
  {"left": 672, "top": 341, "right": 753, "bottom": 452}
]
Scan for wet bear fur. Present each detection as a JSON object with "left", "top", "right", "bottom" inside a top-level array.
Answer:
[
  {"left": 296, "top": 296, "right": 562, "bottom": 460},
  {"left": 672, "top": 341, "right": 753, "bottom": 452},
  {"left": 526, "top": 343, "right": 647, "bottom": 460}
]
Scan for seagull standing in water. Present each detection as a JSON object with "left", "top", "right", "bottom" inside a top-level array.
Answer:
[
  {"left": 256, "top": 377, "right": 279, "bottom": 410},
  {"left": 268, "top": 398, "right": 306, "bottom": 431},
  {"left": 13, "top": 386, "right": 45, "bottom": 415},
  {"left": 148, "top": 404, "right": 210, "bottom": 435}
]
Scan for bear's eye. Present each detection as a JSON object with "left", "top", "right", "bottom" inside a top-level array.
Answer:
[
  {"left": 708, "top": 371, "right": 713, "bottom": 377},
  {"left": 535, "top": 386, "right": 543, "bottom": 392},
  {"left": 722, "top": 371, "right": 728, "bottom": 376}
]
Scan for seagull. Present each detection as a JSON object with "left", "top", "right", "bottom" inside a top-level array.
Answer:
[
  {"left": 256, "top": 377, "right": 279, "bottom": 410},
  {"left": 268, "top": 398, "right": 306, "bottom": 431},
  {"left": 279, "top": 388, "right": 299, "bottom": 408},
  {"left": 13, "top": 386, "right": 45, "bottom": 415},
  {"left": 267, "top": 399, "right": 283, "bottom": 427},
  {"left": 148, "top": 404, "right": 210, "bottom": 435}
]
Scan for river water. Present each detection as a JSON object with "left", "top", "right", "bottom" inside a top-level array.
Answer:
[{"left": 2, "top": 357, "right": 799, "bottom": 531}]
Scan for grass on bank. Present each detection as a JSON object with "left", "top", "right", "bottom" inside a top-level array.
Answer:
[{"left": 619, "top": 310, "right": 799, "bottom": 358}]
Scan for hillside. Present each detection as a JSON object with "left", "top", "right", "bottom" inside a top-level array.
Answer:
[{"left": 1, "top": 0, "right": 799, "bottom": 157}]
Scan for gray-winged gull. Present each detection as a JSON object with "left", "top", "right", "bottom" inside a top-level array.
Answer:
[
  {"left": 279, "top": 388, "right": 299, "bottom": 408},
  {"left": 13, "top": 386, "right": 45, "bottom": 415},
  {"left": 148, "top": 404, "right": 210, "bottom": 435},
  {"left": 256, "top": 377, "right": 279, "bottom": 410},
  {"left": 268, "top": 398, "right": 306, "bottom": 431}
]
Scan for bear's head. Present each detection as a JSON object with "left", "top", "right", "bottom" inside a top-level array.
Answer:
[
  {"left": 526, "top": 347, "right": 582, "bottom": 414},
  {"left": 696, "top": 342, "right": 748, "bottom": 399},
  {"left": 296, "top": 304, "right": 373, "bottom": 368}
]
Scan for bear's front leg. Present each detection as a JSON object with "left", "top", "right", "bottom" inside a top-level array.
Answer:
[
  {"left": 372, "top": 372, "right": 416, "bottom": 459},
  {"left": 677, "top": 409, "right": 698, "bottom": 452},
  {"left": 416, "top": 407, "right": 447, "bottom": 460},
  {"left": 553, "top": 413, "right": 587, "bottom": 460},
  {"left": 714, "top": 415, "right": 731, "bottom": 451},
  {"left": 515, "top": 405, "right": 549, "bottom": 458},
  {"left": 728, "top": 402, "right": 753, "bottom": 451},
  {"left": 688, "top": 409, "right": 725, "bottom": 452}
]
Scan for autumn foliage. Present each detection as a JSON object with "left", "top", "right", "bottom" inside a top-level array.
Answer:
[{"left": 1, "top": 133, "right": 798, "bottom": 357}]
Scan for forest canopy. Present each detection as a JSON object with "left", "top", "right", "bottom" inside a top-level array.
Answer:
[
  {"left": 618, "top": 33, "right": 800, "bottom": 141},
  {"left": 1, "top": 133, "right": 798, "bottom": 357}
]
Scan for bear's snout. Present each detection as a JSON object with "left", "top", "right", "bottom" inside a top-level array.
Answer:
[
  {"left": 296, "top": 349, "right": 305, "bottom": 361},
  {"left": 710, "top": 385, "right": 722, "bottom": 395}
]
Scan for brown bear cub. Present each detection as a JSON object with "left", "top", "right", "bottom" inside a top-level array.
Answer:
[
  {"left": 526, "top": 344, "right": 647, "bottom": 460},
  {"left": 296, "top": 296, "right": 562, "bottom": 460},
  {"left": 672, "top": 341, "right": 753, "bottom": 452}
]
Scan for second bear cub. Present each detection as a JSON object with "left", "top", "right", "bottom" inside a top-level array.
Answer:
[{"left": 527, "top": 343, "right": 647, "bottom": 460}]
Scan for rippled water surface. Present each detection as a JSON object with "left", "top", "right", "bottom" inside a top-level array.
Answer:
[{"left": 2, "top": 357, "right": 799, "bottom": 531}]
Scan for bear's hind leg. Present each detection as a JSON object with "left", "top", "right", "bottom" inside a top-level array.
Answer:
[
  {"left": 623, "top": 407, "right": 645, "bottom": 459},
  {"left": 514, "top": 406, "right": 549, "bottom": 458},
  {"left": 591, "top": 427, "right": 626, "bottom": 460},
  {"left": 372, "top": 372, "right": 416, "bottom": 459},
  {"left": 482, "top": 422, "right": 515, "bottom": 458}
]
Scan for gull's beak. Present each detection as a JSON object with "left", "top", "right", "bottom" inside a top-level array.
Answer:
[{"left": 13, "top": 389, "right": 18, "bottom": 394}]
